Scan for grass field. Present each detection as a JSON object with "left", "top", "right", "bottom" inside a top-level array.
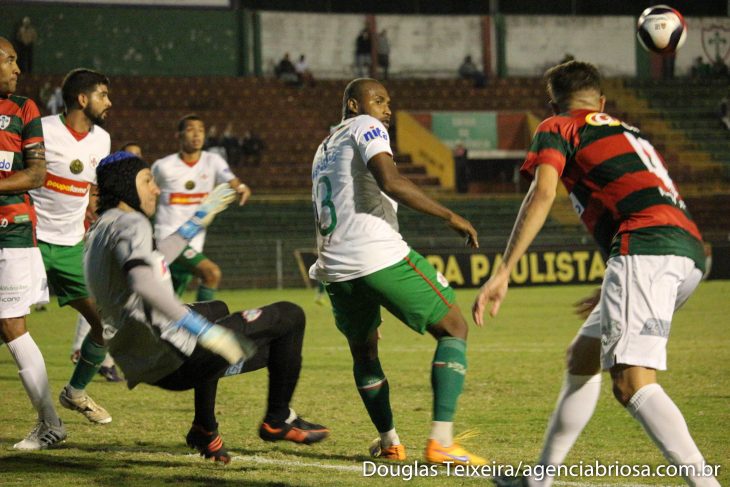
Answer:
[{"left": 1, "top": 283, "right": 728, "bottom": 486}]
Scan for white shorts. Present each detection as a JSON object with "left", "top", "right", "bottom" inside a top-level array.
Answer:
[
  {"left": 0, "top": 247, "right": 49, "bottom": 319},
  {"left": 578, "top": 254, "right": 701, "bottom": 371}
]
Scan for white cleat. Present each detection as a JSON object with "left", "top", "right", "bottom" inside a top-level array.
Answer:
[{"left": 13, "top": 419, "right": 67, "bottom": 450}]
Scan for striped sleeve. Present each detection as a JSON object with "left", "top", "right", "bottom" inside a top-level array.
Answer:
[
  {"left": 20, "top": 98, "right": 43, "bottom": 148},
  {"left": 521, "top": 116, "right": 574, "bottom": 180}
]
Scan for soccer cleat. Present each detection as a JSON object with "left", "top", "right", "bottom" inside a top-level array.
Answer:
[
  {"left": 98, "top": 365, "right": 124, "bottom": 383},
  {"left": 59, "top": 386, "right": 112, "bottom": 424},
  {"left": 369, "top": 438, "right": 407, "bottom": 460},
  {"left": 424, "top": 438, "right": 487, "bottom": 465},
  {"left": 13, "top": 419, "right": 67, "bottom": 450},
  {"left": 186, "top": 424, "right": 231, "bottom": 464},
  {"left": 259, "top": 416, "right": 330, "bottom": 445},
  {"left": 492, "top": 475, "right": 528, "bottom": 487}
]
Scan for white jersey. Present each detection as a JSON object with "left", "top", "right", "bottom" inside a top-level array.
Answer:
[
  {"left": 30, "top": 115, "right": 110, "bottom": 245},
  {"left": 151, "top": 151, "right": 235, "bottom": 252},
  {"left": 308, "top": 115, "right": 408, "bottom": 282}
]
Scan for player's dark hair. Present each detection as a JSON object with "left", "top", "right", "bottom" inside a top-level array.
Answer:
[
  {"left": 96, "top": 151, "right": 150, "bottom": 215},
  {"left": 119, "top": 141, "right": 141, "bottom": 152},
  {"left": 177, "top": 114, "right": 204, "bottom": 133},
  {"left": 545, "top": 61, "right": 602, "bottom": 110},
  {"left": 342, "top": 78, "right": 379, "bottom": 119},
  {"left": 61, "top": 68, "right": 110, "bottom": 111}
]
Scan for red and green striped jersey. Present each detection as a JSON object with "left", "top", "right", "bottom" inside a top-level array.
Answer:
[
  {"left": 0, "top": 94, "right": 43, "bottom": 248},
  {"left": 522, "top": 109, "right": 704, "bottom": 271}
]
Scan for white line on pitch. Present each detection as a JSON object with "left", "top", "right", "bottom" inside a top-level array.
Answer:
[{"left": 187, "top": 454, "right": 681, "bottom": 485}]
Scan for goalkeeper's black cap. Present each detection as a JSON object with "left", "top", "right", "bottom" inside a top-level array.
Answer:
[{"left": 96, "top": 151, "right": 150, "bottom": 215}]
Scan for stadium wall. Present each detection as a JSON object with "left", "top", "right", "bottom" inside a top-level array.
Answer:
[{"left": 3, "top": 6, "right": 730, "bottom": 78}]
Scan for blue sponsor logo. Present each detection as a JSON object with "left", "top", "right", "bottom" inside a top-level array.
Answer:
[{"left": 363, "top": 126, "right": 389, "bottom": 143}]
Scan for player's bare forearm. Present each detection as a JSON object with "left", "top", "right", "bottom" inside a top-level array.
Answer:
[
  {"left": 0, "top": 156, "right": 46, "bottom": 194},
  {"left": 228, "top": 177, "right": 251, "bottom": 205},
  {"left": 499, "top": 165, "right": 558, "bottom": 272},
  {"left": 369, "top": 152, "right": 478, "bottom": 246}
]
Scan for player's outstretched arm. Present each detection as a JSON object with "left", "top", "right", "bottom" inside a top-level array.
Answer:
[
  {"left": 176, "top": 183, "right": 237, "bottom": 239},
  {"left": 368, "top": 152, "right": 479, "bottom": 248},
  {"left": 228, "top": 179, "right": 251, "bottom": 206},
  {"left": 472, "top": 164, "right": 559, "bottom": 325},
  {"left": 126, "top": 265, "right": 254, "bottom": 364}
]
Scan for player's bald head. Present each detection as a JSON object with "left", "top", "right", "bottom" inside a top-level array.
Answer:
[
  {"left": 0, "top": 37, "right": 13, "bottom": 57},
  {"left": 342, "top": 78, "right": 384, "bottom": 119}
]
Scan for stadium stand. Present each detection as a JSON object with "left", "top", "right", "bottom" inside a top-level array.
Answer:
[{"left": 14, "top": 74, "right": 728, "bottom": 288}]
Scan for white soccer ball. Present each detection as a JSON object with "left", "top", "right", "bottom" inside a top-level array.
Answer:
[{"left": 637, "top": 5, "right": 687, "bottom": 54}]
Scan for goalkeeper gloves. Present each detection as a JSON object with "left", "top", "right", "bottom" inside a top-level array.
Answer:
[
  {"left": 176, "top": 183, "right": 237, "bottom": 240},
  {"left": 173, "top": 310, "right": 256, "bottom": 365}
]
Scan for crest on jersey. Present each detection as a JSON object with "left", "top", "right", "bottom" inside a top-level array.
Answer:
[
  {"left": 185, "top": 180, "right": 195, "bottom": 190},
  {"left": 70, "top": 159, "right": 84, "bottom": 174},
  {"left": 585, "top": 113, "right": 621, "bottom": 127},
  {"left": 0, "top": 115, "right": 10, "bottom": 130},
  {"left": 242, "top": 308, "right": 262, "bottom": 322},
  {"left": 183, "top": 248, "right": 197, "bottom": 259}
]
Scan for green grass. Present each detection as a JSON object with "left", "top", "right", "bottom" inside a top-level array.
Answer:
[{"left": 1, "top": 283, "right": 728, "bottom": 486}]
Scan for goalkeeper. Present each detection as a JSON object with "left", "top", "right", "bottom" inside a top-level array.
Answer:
[{"left": 84, "top": 151, "right": 329, "bottom": 464}]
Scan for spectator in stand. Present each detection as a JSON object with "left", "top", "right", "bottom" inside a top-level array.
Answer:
[
  {"left": 15, "top": 17, "right": 37, "bottom": 74},
  {"left": 355, "top": 29, "right": 371, "bottom": 77},
  {"left": 221, "top": 123, "right": 242, "bottom": 166},
  {"left": 453, "top": 142, "right": 469, "bottom": 194},
  {"left": 690, "top": 56, "right": 711, "bottom": 78},
  {"left": 295, "top": 55, "right": 315, "bottom": 87},
  {"left": 204, "top": 125, "right": 227, "bottom": 160},
  {"left": 711, "top": 56, "right": 728, "bottom": 78},
  {"left": 241, "top": 130, "right": 265, "bottom": 166},
  {"left": 719, "top": 95, "right": 730, "bottom": 130},
  {"left": 377, "top": 30, "right": 391, "bottom": 80},
  {"left": 275, "top": 53, "right": 299, "bottom": 86},
  {"left": 458, "top": 55, "right": 486, "bottom": 88},
  {"left": 46, "top": 86, "right": 63, "bottom": 115},
  {"left": 38, "top": 81, "right": 52, "bottom": 113}
]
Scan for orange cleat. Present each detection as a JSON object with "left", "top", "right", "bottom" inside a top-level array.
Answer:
[{"left": 369, "top": 438, "right": 407, "bottom": 460}]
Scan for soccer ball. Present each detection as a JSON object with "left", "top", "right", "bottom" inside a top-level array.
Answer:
[{"left": 637, "top": 5, "right": 687, "bottom": 54}]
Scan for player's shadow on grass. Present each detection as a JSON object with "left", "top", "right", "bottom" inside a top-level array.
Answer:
[
  {"left": 259, "top": 444, "right": 375, "bottom": 463},
  {"left": 0, "top": 453, "right": 300, "bottom": 486}
]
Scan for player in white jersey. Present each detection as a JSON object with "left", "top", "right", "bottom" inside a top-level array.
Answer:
[
  {"left": 29, "top": 69, "right": 113, "bottom": 425},
  {"left": 68, "top": 141, "right": 143, "bottom": 384},
  {"left": 309, "top": 78, "right": 485, "bottom": 465},
  {"left": 152, "top": 114, "right": 251, "bottom": 302}
]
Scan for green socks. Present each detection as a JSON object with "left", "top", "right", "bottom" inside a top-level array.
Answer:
[
  {"left": 354, "top": 358, "right": 394, "bottom": 433},
  {"left": 196, "top": 285, "right": 216, "bottom": 302},
  {"left": 431, "top": 337, "right": 467, "bottom": 422},
  {"left": 69, "top": 334, "right": 107, "bottom": 390}
]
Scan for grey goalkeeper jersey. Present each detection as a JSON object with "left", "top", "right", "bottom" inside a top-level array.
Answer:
[{"left": 84, "top": 208, "right": 197, "bottom": 388}]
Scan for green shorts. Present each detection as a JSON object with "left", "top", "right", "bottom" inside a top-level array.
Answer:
[
  {"left": 38, "top": 240, "right": 88, "bottom": 307},
  {"left": 170, "top": 246, "right": 207, "bottom": 296},
  {"left": 327, "top": 249, "right": 456, "bottom": 344}
]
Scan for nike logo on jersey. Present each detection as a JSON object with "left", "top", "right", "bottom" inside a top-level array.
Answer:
[{"left": 363, "top": 126, "right": 389, "bottom": 142}]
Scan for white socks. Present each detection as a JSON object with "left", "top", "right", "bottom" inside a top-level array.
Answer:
[
  {"left": 380, "top": 428, "right": 401, "bottom": 447},
  {"left": 528, "top": 373, "right": 602, "bottom": 487},
  {"left": 428, "top": 421, "right": 453, "bottom": 447},
  {"left": 627, "top": 383, "right": 719, "bottom": 487},
  {"left": 71, "top": 314, "right": 91, "bottom": 352},
  {"left": 7, "top": 332, "right": 59, "bottom": 425}
]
